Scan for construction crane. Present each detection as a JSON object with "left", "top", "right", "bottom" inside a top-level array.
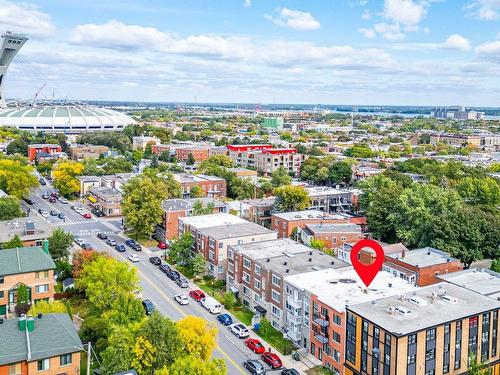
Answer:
[{"left": 31, "top": 83, "right": 46, "bottom": 107}]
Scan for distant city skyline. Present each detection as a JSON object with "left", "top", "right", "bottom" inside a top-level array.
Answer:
[{"left": 1, "top": 0, "right": 499, "bottom": 106}]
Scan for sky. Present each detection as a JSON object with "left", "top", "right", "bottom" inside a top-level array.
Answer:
[{"left": 1, "top": 0, "right": 500, "bottom": 106}]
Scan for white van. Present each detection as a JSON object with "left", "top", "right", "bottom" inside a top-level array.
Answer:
[{"left": 201, "top": 296, "right": 222, "bottom": 314}]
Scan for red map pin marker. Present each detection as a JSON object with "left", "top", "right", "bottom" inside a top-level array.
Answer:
[{"left": 350, "top": 239, "right": 384, "bottom": 287}]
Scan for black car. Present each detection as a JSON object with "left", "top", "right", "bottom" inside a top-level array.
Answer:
[
  {"left": 50, "top": 210, "right": 58, "bottom": 216},
  {"left": 149, "top": 256, "right": 161, "bottom": 265},
  {"left": 142, "top": 299, "right": 155, "bottom": 316},
  {"left": 58, "top": 212, "right": 65, "bottom": 219},
  {"left": 125, "top": 239, "right": 136, "bottom": 247},
  {"left": 166, "top": 270, "right": 181, "bottom": 281},
  {"left": 39, "top": 178, "right": 46, "bottom": 185},
  {"left": 176, "top": 277, "right": 189, "bottom": 288},
  {"left": 159, "top": 264, "right": 171, "bottom": 273},
  {"left": 115, "top": 244, "right": 126, "bottom": 252},
  {"left": 97, "top": 233, "right": 108, "bottom": 240},
  {"left": 133, "top": 244, "right": 142, "bottom": 251},
  {"left": 281, "top": 369, "right": 300, "bottom": 375},
  {"left": 23, "top": 197, "right": 34, "bottom": 205},
  {"left": 91, "top": 208, "right": 104, "bottom": 217},
  {"left": 244, "top": 360, "right": 266, "bottom": 375}
]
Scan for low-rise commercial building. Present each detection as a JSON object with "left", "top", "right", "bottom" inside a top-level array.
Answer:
[
  {"left": 0, "top": 218, "right": 53, "bottom": 248},
  {"left": 88, "top": 186, "right": 122, "bottom": 216},
  {"left": 76, "top": 176, "right": 101, "bottom": 197}
]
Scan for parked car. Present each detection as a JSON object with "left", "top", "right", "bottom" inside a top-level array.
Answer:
[
  {"left": 58, "top": 197, "right": 68, "bottom": 204},
  {"left": 201, "top": 296, "right": 222, "bottom": 314},
  {"left": 189, "top": 289, "right": 205, "bottom": 302},
  {"left": 157, "top": 241, "right": 168, "bottom": 249},
  {"left": 142, "top": 299, "right": 155, "bottom": 315},
  {"left": 106, "top": 239, "right": 117, "bottom": 246},
  {"left": 72, "top": 206, "right": 84, "bottom": 214},
  {"left": 125, "top": 239, "right": 136, "bottom": 248},
  {"left": 243, "top": 360, "right": 266, "bottom": 375},
  {"left": 174, "top": 294, "right": 189, "bottom": 305},
  {"left": 176, "top": 277, "right": 189, "bottom": 288},
  {"left": 245, "top": 338, "right": 265, "bottom": 354},
  {"left": 159, "top": 264, "right": 171, "bottom": 273},
  {"left": 42, "top": 193, "right": 49, "bottom": 199},
  {"left": 39, "top": 209, "right": 49, "bottom": 218},
  {"left": 58, "top": 212, "right": 65, "bottom": 219},
  {"left": 166, "top": 270, "right": 181, "bottom": 281},
  {"left": 23, "top": 197, "right": 34, "bottom": 205},
  {"left": 50, "top": 210, "right": 58, "bottom": 216},
  {"left": 128, "top": 254, "right": 140, "bottom": 263},
  {"left": 51, "top": 192, "right": 59, "bottom": 198},
  {"left": 133, "top": 244, "right": 142, "bottom": 251},
  {"left": 83, "top": 213, "right": 91, "bottom": 219},
  {"left": 217, "top": 313, "right": 233, "bottom": 326},
  {"left": 115, "top": 244, "right": 126, "bottom": 252},
  {"left": 261, "top": 352, "right": 282, "bottom": 369},
  {"left": 74, "top": 238, "right": 85, "bottom": 247},
  {"left": 149, "top": 256, "right": 161, "bottom": 265},
  {"left": 229, "top": 323, "right": 249, "bottom": 339},
  {"left": 91, "top": 208, "right": 104, "bottom": 217},
  {"left": 97, "top": 233, "right": 108, "bottom": 240},
  {"left": 281, "top": 369, "right": 300, "bottom": 375},
  {"left": 82, "top": 243, "right": 93, "bottom": 250},
  {"left": 49, "top": 196, "right": 56, "bottom": 203},
  {"left": 39, "top": 178, "right": 46, "bottom": 185}
]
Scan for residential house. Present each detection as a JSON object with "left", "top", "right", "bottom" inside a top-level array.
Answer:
[
  {"left": 299, "top": 223, "right": 363, "bottom": 250},
  {"left": 76, "top": 176, "right": 101, "bottom": 197},
  {"left": 173, "top": 173, "right": 227, "bottom": 198}
]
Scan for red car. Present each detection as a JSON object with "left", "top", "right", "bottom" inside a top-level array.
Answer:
[
  {"left": 245, "top": 338, "right": 265, "bottom": 354},
  {"left": 157, "top": 241, "right": 168, "bottom": 249},
  {"left": 189, "top": 289, "right": 205, "bottom": 302},
  {"left": 261, "top": 352, "right": 282, "bottom": 369},
  {"left": 49, "top": 197, "right": 56, "bottom": 203},
  {"left": 83, "top": 213, "right": 91, "bottom": 219},
  {"left": 51, "top": 192, "right": 59, "bottom": 198}
]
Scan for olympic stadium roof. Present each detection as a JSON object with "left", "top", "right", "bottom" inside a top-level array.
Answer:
[{"left": 0, "top": 105, "right": 136, "bottom": 133}]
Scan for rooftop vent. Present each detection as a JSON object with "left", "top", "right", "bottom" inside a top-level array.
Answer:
[
  {"left": 309, "top": 251, "right": 313, "bottom": 255},
  {"left": 266, "top": 259, "right": 270, "bottom": 262},
  {"left": 408, "top": 296, "right": 428, "bottom": 307},
  {"left": 427, "top": 251, "right": 431, "bottom": 255},
  {"left": 330, "top": 261, "right": 335, "bottom": 265},
  {"left": 338, "top": 278, "right": 356, "bottom": 284},
  {"left": 395, "top": 306, "right": 412, "bottom": 316},
  {"left": 285, "top": 269, "right": 289, "bottom": 273},
  {"left": 441, "top": 294, "right": 458, "bottom": 304},
  {"left": 283, "top": 261, "right": 287, "bottom": 266}
]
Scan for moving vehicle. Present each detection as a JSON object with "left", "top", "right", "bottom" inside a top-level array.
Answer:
[
  {"left": 159, "top": 264, "right": 171, "bottom": 273},
  {"left": 217, "top": 313, "right": 233, "bottom": 326},
  {"left": 201, "top": 296, "right": 222, "bottom": 314},
  {"left": 149, "top": 256, "right": 161, "bottom": 265},
  {"left": 58, "top": 212, "right": 65, "bottom": 219},
  {"left": 176, "top": 277, "right": 189, "bottom": 288},
  {"left": 174, "top": 294, "right": 189, "bottom": 305},
  {"left": 97, "top": 233, "right": 108, "bottom": 240},
  {"left": 261, "top": 352, "right": 282, "bottom": 369},
  {"left": 133, "top": 244, "right": 142, "bottom": 251},
  {"left": 39, "top": 178, "right": 46, "bottom": 185},
  {"left": 106, "top": 239, "right": 117, "bottom": 246},
  {"left": 230, "top": 323, "right": 249, "bottom": 338},
  {"left": 50, "top": 210, "right": 58, "bottom": 216},
  {"left": 58, "top": 197, "right": 68, "bottom": 204},
  {"left": 142, "top": 299, "right": 155, "bottom": 315},
  {"left": 83, "top": 213, "right": 91, "bottom": 219},
  {"left": 245, "top": 338, "right": 265, "bottom": 354},
  {"left": 72, "top": 206, "right": 84, "bottom": 214},
  {"left": 115, "top": 244, "right": 126, "bottom": 252},
  {"left": 74, "top": 238, "right": 85, "bottom": 247},
  {"left": 22, "top": 197, "right": 34, "bottom": 205},
  {"left": 243, "top": 360, "right": 266, "bottom": 375},
  {"left": 189, "top": 289, "right": 205, "bottom": 302},
  {"left": 125, "top": 239, "right": 136, "bottom": 248},
  {"left": 128, "top": 254, "right": 140, "bottom": 263},
  {"left": 42, "top": 193, "right": 49, "bottom": 199},
  {"left": 157, "top": 241, "right": 168, "bottom": 249},
  {"left": 281, "top": 369, "right": 300, "bottom": 375},
  {"left": 38, "top": 209, "right": 49, "bottom": 218},
  {"left": 166, "top": 270, "right": 181, "bottom": 281}
]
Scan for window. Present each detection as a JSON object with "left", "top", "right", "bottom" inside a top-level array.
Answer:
[
  {"left": 334, "top": 349, "right": 341, "bottom": 363},
  {"left": 333, "top": 331, "right": 341, "bottom": 343},
  {"left": 208, "top": 251, "right": 214, "bottom": 260},
  {"left": 272, "top": 290, "right": 280, "bottom": 302},
  {"left": 0, "top": 275, "right": 3, "bottom": 284},
  {"left": 228, "top": 250, "right": 234, "bottom": 260},
  {"left": 425, "top": 349, "right": 435, "bottom": 360},
  {"left": 407, "top": 354, "right": 416, "bottom": 364},
  {"left": 254, "top": 279, "right": 261, "bottom": 290},
  {"left": 255, "top": 265, "right": 261, "bottom": 276},
  {"left": 218, "top": 266, "right": 223, "bottom": 274},
  {"left": 426, "top": 328, "right": 436, "bottom": 341},
  {"left": 470, "top": 316, "right": 478, "bottom": 327},
  {"left": 219, "top": 242, "right": 224, "bottom": 248},
  {"left": 37, "top": 359, "right": 50, "bottom": 371},
  {"left": 35, "top": 284, "right": 49, "bottom": 293},
  {"left": 36, "top": 271, "right": 49, "bottom": 279},
  {"left": 272, "top": 305, "right": 281, "bottom": 318},
  {"left": 341, "top": 236, "right": 347, "bottom": 241},
  {"left": 243, "top": 258, "right": 251, "bottom": 269},
  {"left": 408, "top": 334, "right": 417, "bottom": 344},
  {"left": 8, "top": 363, "right": 22, "bottom": 375},
  {"left": 272, "top": 274, "right": 281, "bottom": 286},
  {"left": 243, "top": 272, "right": 250, "bottom": 283},
  {"left": 0, "top": 291, "right": 3, "bottom": 298},
  {"left": 333, "top": 314, "right": 341, "bottom": 326},
  {"left": 60, "top": 354, "right": 72, "bottom": 366},
  {"left": 242, "top": 286, "right": 249, "bottom": 296}
]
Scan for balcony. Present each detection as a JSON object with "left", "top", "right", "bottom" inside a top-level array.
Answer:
[
  {"left": 314, "top": 333, "right": 329, "bottom": 344},
  {"left": 287, "top": 296, "right": 303, "bottom": 309},
  {"left": 287, "top": 329, "right": 302, "bottom": 342},
  {"left": 313, "top": 316, "right": 329, "bottom": 327},
  {"left": 286, "top": 312, "right": 302, "bottom": 326}
]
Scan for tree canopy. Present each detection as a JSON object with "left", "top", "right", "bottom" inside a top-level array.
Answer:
[{"left": 53, "top": 161, "right": 84, "bottom": 197}]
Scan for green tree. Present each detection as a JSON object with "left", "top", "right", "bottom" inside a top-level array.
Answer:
[
  {"left": 100, "top": 326, "right": 135, "bottom": 375},
  {"left": 274, "top": 185, "right": 310, "bottom": 212},
  {"left": 48, "top": 228, "right": 74, "bottom": 261},
  {"left": 186, "top": 153, "right": 196, "bottom": 165},
  {"left": 131, "top": 149, "right": 144, "bottom": 164},
  {"left": 2, "top": 235, "right": 23, "bottom": 250},
  {"left": 328, "top": 161, "right": 353, "bottom": 185},
  {"left": 169, "top": 356, "right": 226, "bottom": 375},
  {"left": 53, "top": 161, "right": 84, "bottom": 197},
  {"left": 491, "top": 259, "right": 500, "bottom": 273},
  {"left": 169, "top": 233, "right": 193, "bottom": 266},
  {"left": 131, "top": 336, "right": 156, "bottom": 375},
  {"left": 17, "top": 283, "right": 29, "bottom": 305},
  {"left": 6, "top": 138, "right": 29, "bottom": 156},
  {"left": 456, "top": 177, "right": 500, "bottom": 206},
  {"left": 259, "top": 180, "right": 273, "bottom": 195},
  {"left": 189, "top": 185, "right": 205, "bottom": 198},
  {"left": 29, "top": 300, "right": 69, "bottom": 316},
  {"left": 36, "top": 161, "right": 54, "bottom": 175},
  {"left": 0, "top": 158, "right": 39, "bottom": 198},
  {"left": 192, "top": 200, "right": 214, "bottom": 216},
  {"left": 0, "top": 196, "right": 22, "bottom": 220},
  {"left": 190, "top": 253, "right": 206, "bottom": 276},
  {"left": 467, "top": 354, "right": 491, "bottom": 375},
  {"left": 344, "top": 144, "right": 376, "bottom": 158},
  {"left": 198, "top": 155, "right": 234, "bottom": 172},
  {"left": 271, "top": 167, "right": 292, "bottom": 188},
  {"left": 222, "top": 292, "right": 236, "bottom": 310},
  {"left": 310, "top": 238, "right": 325, "bottom": 251}
]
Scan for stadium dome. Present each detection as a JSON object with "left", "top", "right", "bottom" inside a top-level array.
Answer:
[{"left": 0, "top": 105, "right": 136, "bottom": 133}]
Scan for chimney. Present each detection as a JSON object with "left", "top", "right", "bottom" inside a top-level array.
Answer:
[
  {"left": 402, "top": 249, "right": 406, "bottom": 259},
  {"left": 308, "top": 258, "right": 312, "bottom": 262}
]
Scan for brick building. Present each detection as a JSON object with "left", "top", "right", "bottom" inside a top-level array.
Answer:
[
  {"left": 175, "top": 146, "right": 210, "bottom": 163},
  {"left": 0, "top": 218, "right": 53, "bottom": 248},
  {"left": 69, "top": 144, "right": 109, "bottom": 161},
  {"left": 173, "top": 173, "right": 227, "bottom": 198},
  {"left": 88, "top": 186, "right": 122, "bottom": 216},
  {"left": 27, "top": 144, "right": 62, "bottom": 162},
  {"left": 299, "top": 223, "right": 363, "bottom": 250}
]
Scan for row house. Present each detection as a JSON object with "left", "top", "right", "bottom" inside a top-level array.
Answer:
[
  {"left": 305, "top": 187, "right": 359, "bottom": 213},
  {"left": 337, "top": 242, "right": 408, "bottom": 266},
  {"left": 156, "top": 198, "right": 227, "bottom": 241},
  {"left": 0, "top": 218, "right": 53, "bottom": 248},
  {"left": 284, "top": 268, "right": 416, "bottom": 375},
  {"left": 175, "top": 146, "right": 210, "bottom": 163},
  {"left": 226, "top": 239, "right": 349, "bottom": 330},
  {"left": 0, "top": 246, "right": 56, "bottom": 317},
  {"left": 172, "top": 173, "right": 227, "bottom": 198},
  {"left": 0, "top": 314, "right": 83, "bottom": 375},
  {"left": 345, "top": 283, "right": 500, "bottom": 375},
  {"left": 299, "top": 223, "right": 363, "bottom": 250}
]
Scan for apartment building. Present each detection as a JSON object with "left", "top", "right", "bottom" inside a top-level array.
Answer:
[
  {"left": 284, "top": 268, "right": 416, "bottom": 375},
  {"left": 271, "top": 210, "right": 351, "bottom": 239},
  {"left": 384, "top": 247, "right": 462, "bottom": 287},
  {"left": 230, "top": 198, "right": 276, "bottom": 228},
  {"left": 226, "top": 239, "right": 349, "bottom": 330},
  {"left": 0, "top": 247, "right": 56, "bottom": 317},
  {"left": 306, "top": 187, "right": 358, "bottom": 213},
  {"left": 132, "top": 136, "right": 161, "bottom": 150},
  {"left": 430, "top": 133, "right": 481, "bottom": 148},
  {"left": 0, "top": 314, "right": 83, "bottom": 375},
  {"left": 76, "top": 176, "right": 101, "bottom": 197},
  {"left": 88, "top": 186, "right": 122, "bottom": 216},
  {"left": 172, "top": 173, "right": 227, "bottom": 198},
  {"left": 299, "top": 223, "right": 363, "bottom": 250},
  {"left": 27, "top": 144, "right": 62, "bottom": 162},
  {"left": 69, "top": 144, "right": 109, "bottom": 161},
  {"left": 175, "top": 146, "right": 210, "bottom": 163},
  {"left": 337, "top": 242, "right": 409, "bottom": 266},
  {"left": 156, "top": 198, "right": 228, "bottom": 241},
  {"left": 345, "top": 283, "right": 500, "bottom": 375},
  {"left": 438, "top": 268, "right": 500, "bottom": 300},
  {"left": 0, "top": 218, "right": 53, "bottom": 248}
]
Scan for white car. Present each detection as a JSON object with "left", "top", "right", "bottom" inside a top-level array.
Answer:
[
  {"left": 58, "top": 197, "right": 68, "bottom": 204},
  {"left": 174, "top": 294, "right": 189, "bottom": 305},
  {"left": 229, "top": 323, "right": 249, "bottom": 338},
  {"left": 74, "top": 238, "right": 85, "bottom": 247},
  {"left": 72, "top": 206, "right": 84, "bottom": 214},
  {"left": 128, "top": 254, "right": 140, "bottom": 263},
  {"left": 39, "top": 210, "right": 49, "bottom": 218}
]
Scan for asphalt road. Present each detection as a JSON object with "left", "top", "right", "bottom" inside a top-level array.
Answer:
[{"left": 26, "top": 179, "right": 294, "bottom": 375}]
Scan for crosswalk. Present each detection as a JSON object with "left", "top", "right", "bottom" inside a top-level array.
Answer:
[
  {"left": 52, "top": 219, "right": 98, "bottom": 226},
  {"left": 76, "top": 230, "right": 118, "bottom": 237}
]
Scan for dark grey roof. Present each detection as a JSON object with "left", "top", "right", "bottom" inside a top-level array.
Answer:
[
  {"left": 0, "top": 247, "right": 55, "bottom": 276},
  {"left": 0, "top": 314, "right": 84, "bottom": 365}
]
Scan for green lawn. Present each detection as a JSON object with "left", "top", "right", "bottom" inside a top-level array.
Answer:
[
  {"left": 124, "top": 230, "right": 158, "bottom": 247},
  {"left": 306, "top": 367, "right": 333, "bottom": 375},
  {"left": 232, "top": 307, "right": 254, "bottom": 326},
  {"left": 253, "top": 320, "right": 295, "bottom": 355}
]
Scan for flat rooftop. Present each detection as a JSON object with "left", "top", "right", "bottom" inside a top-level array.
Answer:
[
  {"left": 305, "top": 186, "right": 354, "bottom": 197},
  {"left": 173, "top": 173, "right": 224, "bottom": 183},
  {"left": 89, "top": 186, "right": 121, "bottom": 196},
  {"left": 241, "top": 197, "right": 276, "bottom": 207},
  {"left": 306, "top": 223, "right": 361, "bottom": 234},
  {"left": 0, "top": 216, "right": 53, "bottom": 243},
  {"left": 438, "top": 268, "right": 500, "bottom": 300},
  {"left": 286, "top": 268, "right": 416, "bottom": 313},
  {"left": 199, "top": 222, "right": 277, "bottom": 240},
  {"left": 348, "top": 283, "right": 500, "bottom": 336},
  {"left": 273, "top": 210, "right": 347, "bottom": 222},
  {"left": 179, "top": 213, "right": 246, "bottom": 229},
  {"left": 162, "top": 197, "right": 226, "bottom": 212},
  {"left": 386, "top": 247, "right": 458, "bottom": 267}
]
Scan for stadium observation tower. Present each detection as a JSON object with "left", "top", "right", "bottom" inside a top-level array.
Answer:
[{"left": 0, "top": 31, "right": 28, "bottom": 108}]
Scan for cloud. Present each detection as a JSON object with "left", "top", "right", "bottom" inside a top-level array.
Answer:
[
  {"left": 374, "top": 22, "right": 406, "bottom": 40},
  {"left": 359, "top": 28, "right": 376, "bottom": 38},
  {"left": 383, "top": 0, "right": 428, "bottom": 29},
  {"left": 475, "top": 40, "right": 500, "bottom": 55},
  {"left": 362, "top": 10, "right": 372, "bottom": 20},
  {"left": 243, "top": 0, "right": 251, "bottom": 8},
  {"left": 442, "top": 34, "right": 471, "bottom": 51},
  {"left": 0, "top": 0, "right": 55, "bottom": 37},
  {"left": 464, "top": 0, "right": 500, "bottom": 20},
  {"left": 265, "top": 8, "right": 321, "bottom": 31}
]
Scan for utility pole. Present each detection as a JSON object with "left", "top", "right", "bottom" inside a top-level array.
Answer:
[{"left": 86, "top": 342, "right": 91, "bottom": 375}]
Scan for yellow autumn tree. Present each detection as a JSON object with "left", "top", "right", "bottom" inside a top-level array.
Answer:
[
  {"left": 177, "top": 316, "right": 218, "bottom": 361},
  {"left": 53, "top": 161, "right": 84, "bottom": 197},
  {"left": 131, "top": 336, "right": 156, "bottom": 375}
]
